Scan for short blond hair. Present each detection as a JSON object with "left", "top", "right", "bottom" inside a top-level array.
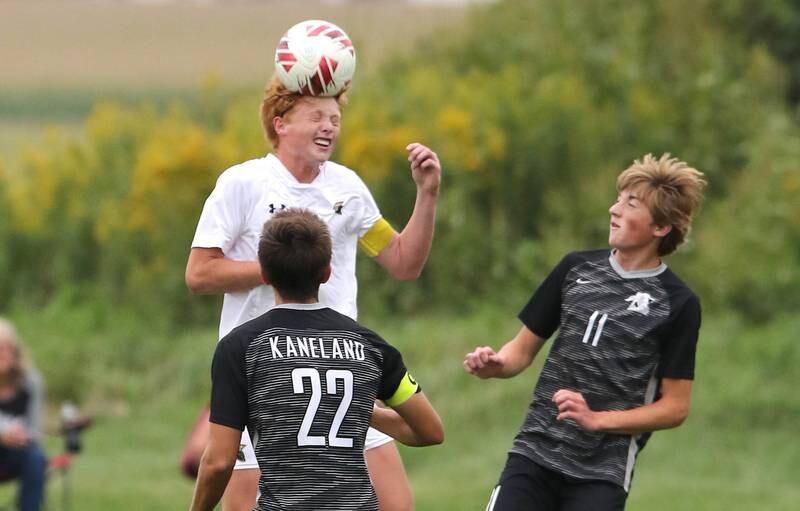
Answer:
[
  {"left": 617, "top": 153, "right": 706, "bottom": 256},
  {"left": 259, "top": 76, "right": 348, "bottom": 148}
]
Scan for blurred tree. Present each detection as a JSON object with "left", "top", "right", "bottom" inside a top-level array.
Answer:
[
  {"left": 341, "top": 0, "right": 799, "bottom": 318},
  {"left": 0, "top": 0, "right": 797, "bottom": 324},
  {"left": 712, "top": 0, "right": 800, "bottom": 106}
]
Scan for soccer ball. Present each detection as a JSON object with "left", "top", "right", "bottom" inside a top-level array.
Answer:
[{"left": 274, "top": 20, "right": 357, "bottom": 97}]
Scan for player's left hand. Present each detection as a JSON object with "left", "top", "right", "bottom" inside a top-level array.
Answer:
[
  {"left": 406, "top": 143, "right": 441, "bottom": 196},
  {"left": 553, "top": 389, "right": 600, "bottom": 432}
]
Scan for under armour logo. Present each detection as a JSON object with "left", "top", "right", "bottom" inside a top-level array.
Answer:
[
  {"left": 333, "top": 201, "right": 344, "bottom": 214},
  {"left": 237, "top": 444, "right": 246, "bottom": 462},
  {"left": 269, "top": 203, "right": 287, "bottom": 214},
  {"left": 625, "top": 292, "right": 654, "bottom": 315}
]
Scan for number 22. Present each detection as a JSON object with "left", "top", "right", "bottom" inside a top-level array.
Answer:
[{"left": 291, "top": 368, "right": 354, "bottom": 448}]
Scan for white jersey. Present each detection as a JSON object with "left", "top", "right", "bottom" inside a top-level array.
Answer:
[{"left": 192, "top": 154, "right": 384, "bottom": 339}]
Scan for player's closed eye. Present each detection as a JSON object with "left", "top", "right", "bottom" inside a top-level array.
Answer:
[{"left": 616, "top": 195, "right": 638, "bottom": 208}]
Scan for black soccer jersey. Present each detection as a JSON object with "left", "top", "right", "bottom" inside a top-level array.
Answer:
[
  {"left": 512, "top": 250, "right": 701, "bottom": 491},
  {"left": 210, "top": 303, "right": 418, "bottom": 511}
]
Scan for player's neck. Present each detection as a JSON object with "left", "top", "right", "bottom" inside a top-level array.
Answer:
[
  {"left": 611, "top": 247, "right": 662, "bottom": 272},
  {"left": 274, "top": 151, "right": 321, "bottom": 184},
  {"left": 274, "top": 293, "right": 320, "bottom": 306}
]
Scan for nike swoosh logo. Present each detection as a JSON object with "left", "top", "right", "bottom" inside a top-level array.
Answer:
[{"left": 576, "top": 278, "right": 592, "bottom": 284}]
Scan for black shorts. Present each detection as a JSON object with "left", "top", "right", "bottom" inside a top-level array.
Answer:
[{"left": 485, "top": 453, "right": 628, "bottom": 511}]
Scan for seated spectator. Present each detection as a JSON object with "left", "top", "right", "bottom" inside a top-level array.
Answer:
[{"left": 0, "top": 319, "right": 47, "bottom": 511}]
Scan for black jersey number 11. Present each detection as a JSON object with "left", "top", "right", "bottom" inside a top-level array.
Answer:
[{"left": 581, "top": 311, "right": 609, "bottom": 347}]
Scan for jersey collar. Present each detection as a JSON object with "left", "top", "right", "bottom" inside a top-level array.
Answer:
[
  {"left": 270, "top": 302, "right": 328, "bottom": 311},
  {"left": 608, "top": 250, "right": 667, "bottom": 279},
  {"left": 266, "top": 153, "right": 326, "bottom": 187}
]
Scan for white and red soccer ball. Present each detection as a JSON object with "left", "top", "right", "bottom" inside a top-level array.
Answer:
[{"left": 274, "top": 20, "right": 357, "bottom": 97}]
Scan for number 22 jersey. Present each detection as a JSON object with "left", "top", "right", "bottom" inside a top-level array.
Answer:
[{"left": 210, "top": 303, "right": 419, "bottom": 511}]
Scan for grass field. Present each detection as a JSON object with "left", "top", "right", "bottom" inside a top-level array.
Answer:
[{"left": 0, "top": 307, "right": 797, "bottom": 510}]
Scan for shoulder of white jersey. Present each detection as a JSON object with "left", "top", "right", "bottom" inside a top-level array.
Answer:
[
  {"left": 216, "top": 156, "right": 272, "bottom": 185},
  {"left": 323, "top": 160, "right": 368, "bottom": 187}
]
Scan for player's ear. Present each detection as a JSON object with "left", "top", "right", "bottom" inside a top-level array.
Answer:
[
  {"left": 273, "top": 116, "right": 286, "bottom": 137},
  {"left": 653, "top": 224, "right": 672, "bottom": 238},
  {"left": 261, "top": 269, "right": 272, "bottom": 286},
  {"left": 319, "top": 264, "right": 332, "bottom": 284}
]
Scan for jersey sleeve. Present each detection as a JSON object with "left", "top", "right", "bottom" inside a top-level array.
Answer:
[
  {"left": 657, "top": 293, "right": 702, "bottom": 379},
  {"left": 191, "top": 170, "right": 252, "bottom": 254},
  {"left": 518, "top": 253, "right": 578, "bottom": 339},
  {"left": 358, "top": 218, "right": 396, "bottom": 257},
  {"left": 352, "top": 175, "right": 396, "bottom": 257},
  {"left": 375, "top": 339, "right": 420, "bottom": 407},
  {"left": 209, "top": 334, "right": 249, "bottom": 430}
]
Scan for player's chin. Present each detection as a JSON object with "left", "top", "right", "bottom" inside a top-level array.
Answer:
[{"left": 313, "top": 146, "right": 334, "bottom": 161}]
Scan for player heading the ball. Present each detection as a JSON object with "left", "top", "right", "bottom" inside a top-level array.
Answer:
[
  {"left": 189, "top": 208, "right": 444, "bottom": 511},
  {"left": 275, "top": 19, "right": 356, "bottom": 97}
]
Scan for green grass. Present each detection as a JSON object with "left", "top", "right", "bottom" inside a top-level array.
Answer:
[{"left": 1, "top": 307, "right": 797, "bottom": 509}]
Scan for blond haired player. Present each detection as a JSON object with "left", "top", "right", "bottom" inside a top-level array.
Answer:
[
  {"left": 185, "top": 77, "right": 441, "bottom": 510},
  {"left": 465, "top": 154, "right": 705, "bottom": 511}
]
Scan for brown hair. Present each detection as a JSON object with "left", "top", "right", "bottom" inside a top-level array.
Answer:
[
  {"left": 260, "top": 76, "right": 348, "bottom": 148},
  {"left": 617, "top": 153, "right": 707, "bottom": 256},
  {"left": 258, "top": 208, "right": 332, "bottom": 301}
]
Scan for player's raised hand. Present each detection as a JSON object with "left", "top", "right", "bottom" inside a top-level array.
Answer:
[
  {"left": 406, "top": 143, "right": 441, "bottom": 195},
  {"left": 553, "top": 389, "right": 599, "bottom": 432},
  {"left": 463, "top": 346, "right": 505, "bottom": 379}
]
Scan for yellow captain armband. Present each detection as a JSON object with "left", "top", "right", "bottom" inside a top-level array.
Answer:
[
  {"left": 358, "top": 218, "right": 396, "bottom": 257},
  {"left": 385, "top": 372, "right": 420, "bottom": 407}
]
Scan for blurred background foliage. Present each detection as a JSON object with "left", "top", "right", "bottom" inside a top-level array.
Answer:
[
  {"left": 2, "top": 0, "right": 797, "bottom": 324},
  {"left": 1, "top": 0, "right": 799, "bottom": 508}
]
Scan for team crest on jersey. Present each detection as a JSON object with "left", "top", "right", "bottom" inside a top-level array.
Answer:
[
  {"left": 237, "top": 444, "right": 247, "bottom": 462},
  {"left": 333, "top": 201, "right": 344, "bottom": 214},
  {"left": 269, "top": 203, "right": 287, "bottom": 214},
  {"left": 625, "top": 292, "right": 655, "bottom": 315}
]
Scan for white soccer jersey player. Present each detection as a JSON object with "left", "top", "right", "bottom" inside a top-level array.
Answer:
[{"left": 192, "top": 153, "right": 398, "bottom": 467}]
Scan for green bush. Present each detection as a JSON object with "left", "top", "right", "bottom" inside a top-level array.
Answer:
[{"left": 1, "top": 0, "right": 798, "bottom": 324}]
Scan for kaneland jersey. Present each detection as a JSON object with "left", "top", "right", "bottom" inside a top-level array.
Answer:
[
  {"left": 513, "top": 250, "right": 701, "bottom": 491},
  {"left": 192, "top": 154, "right": 395, "bottom": 338},
  {"left": 210, "top": 304, "right": 420, "bottom": 511}
]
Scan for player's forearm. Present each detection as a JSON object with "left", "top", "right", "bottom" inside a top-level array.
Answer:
[
  {"left": 383, "top": 191, "right": 438, "bottom": 280},
  {"left": 186, "top": 258, "right": 262, "bottom": 294},
  {"left": 494, "top": 335, "right": 543, "bottom": 378},
  {"left": 370, "top": 406, "right": 440, "bottom": 446},
  {"left": 188, "top": 458, "right": 234, "bottom": 511},
  {"left": 592, "top": 399, "right": 690, "bottom": 435}
]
